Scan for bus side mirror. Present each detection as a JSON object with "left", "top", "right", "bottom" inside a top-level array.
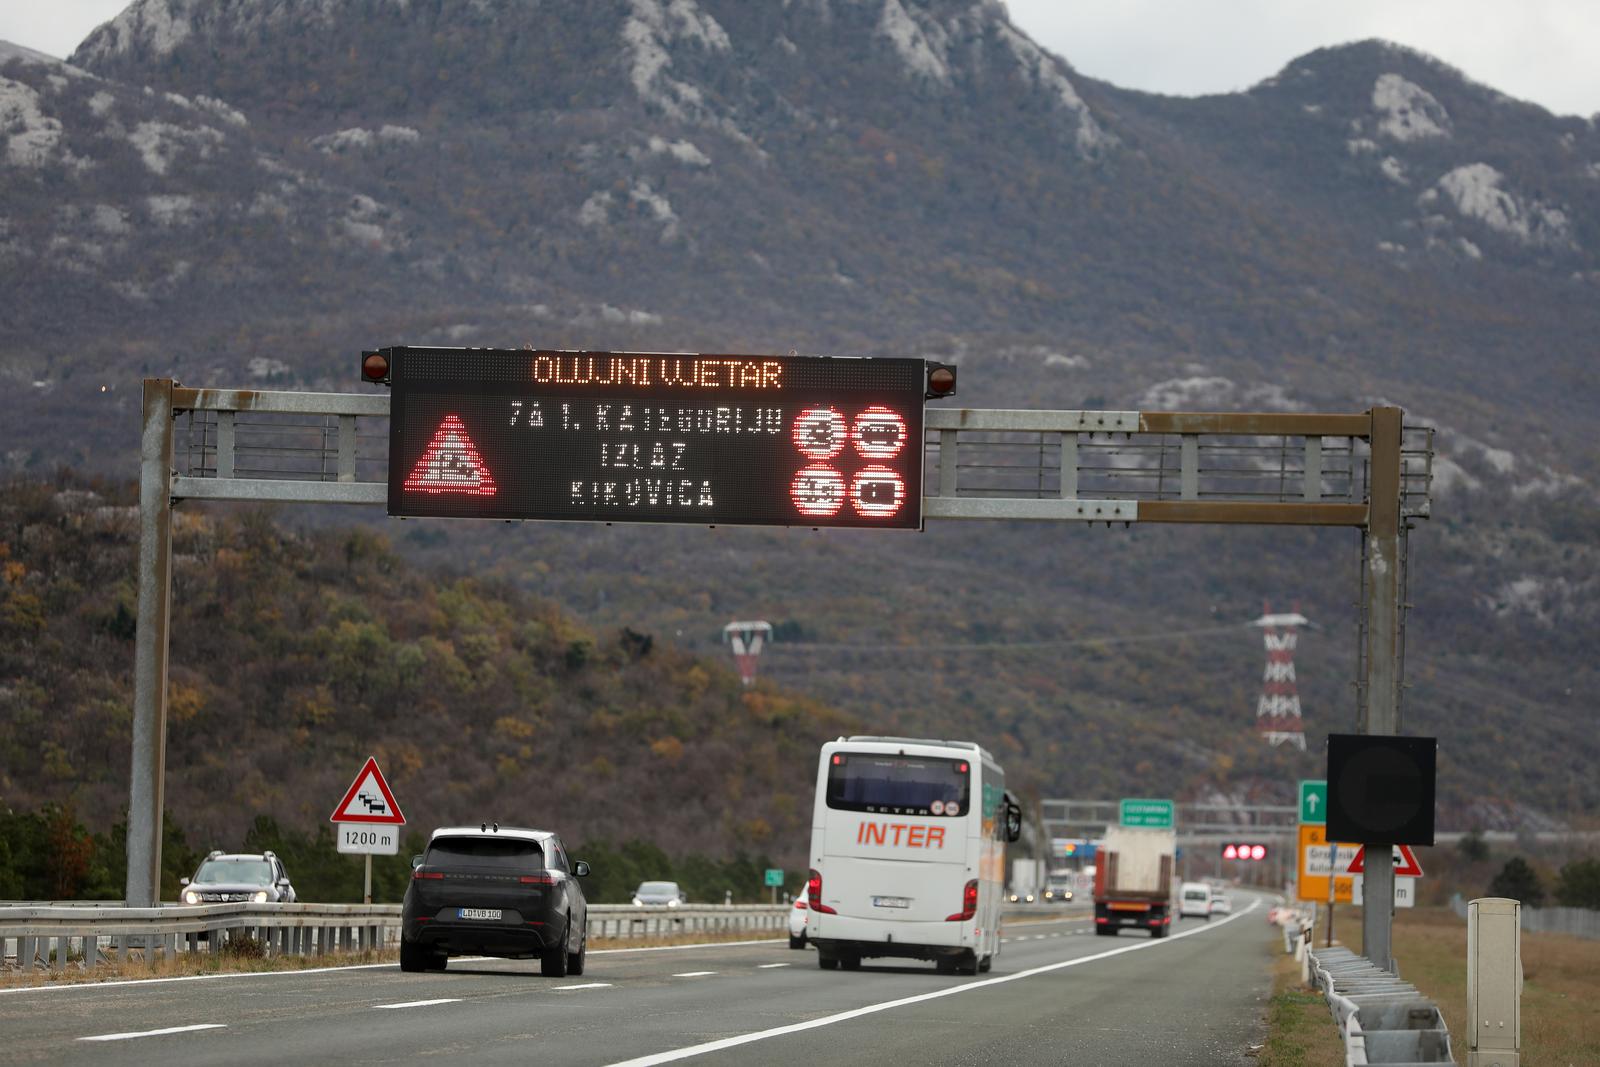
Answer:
[{"left": 1005, "top": 803, "right": 1023, "bottom": 843}]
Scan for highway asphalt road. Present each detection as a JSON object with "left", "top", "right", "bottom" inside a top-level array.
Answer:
[{"left": 0, "top": 895, "right": 1276, "bottom": 1066}]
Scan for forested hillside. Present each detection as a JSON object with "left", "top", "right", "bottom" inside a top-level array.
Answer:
[{"left": 0, "top": 478, "right": 855, "bottom": 874}]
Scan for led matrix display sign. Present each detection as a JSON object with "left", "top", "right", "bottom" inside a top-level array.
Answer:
[{"left": 382, "top": 347, "right": 929, "bottom": 528}]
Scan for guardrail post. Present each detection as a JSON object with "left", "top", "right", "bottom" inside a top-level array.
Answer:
[{"left": 1468, "top": 898, "right": 1521, "bottom": 1067}]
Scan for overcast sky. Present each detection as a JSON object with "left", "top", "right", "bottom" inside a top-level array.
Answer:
[{"left": 3, "top": 0, "right": 1596, "bottom": 117}]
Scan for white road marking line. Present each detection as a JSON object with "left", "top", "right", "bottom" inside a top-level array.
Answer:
[
  {"left": 672, "top": 971, "right": 717, "bottom": 978},
  {"left": 603, "top": 899, "right": 1262, "bottom": 1067},
  {"left": 552, "top": 983, "right": 612, "bottom": 991},
  {"left": 756, "top": 963, "right": 790, "bottom": 969},
  {"left": 591, "top": 937, "right": 779, "bottom": 955},
  {"left": 373, "top": 998, "right": 461, "bottom": 1010},
  {"left": 79, "top": 1024, "right": 226, "bottom": 1042}
]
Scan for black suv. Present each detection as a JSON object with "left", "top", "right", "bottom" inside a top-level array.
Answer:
[{"left": 401, "top": 824, "right": 591, "bottom": 976}]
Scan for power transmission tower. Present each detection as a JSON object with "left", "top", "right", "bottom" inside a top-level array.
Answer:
[
  {"left": 1252, "top": 602, "right": 1307, "bottom": 750},
  {"left": 722, "top": 621, "right": 773, "bottom": 686}
]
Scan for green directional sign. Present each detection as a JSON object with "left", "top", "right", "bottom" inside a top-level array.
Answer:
[
  {"left": 764, "top": 868, "right": 784, "bottom": 887},
  {"left": 1299, "top": 779, "right": 1328, "bottom": 825},
  {"left": 1119, "top": 798, "right": 1174, "bottom": 828}
]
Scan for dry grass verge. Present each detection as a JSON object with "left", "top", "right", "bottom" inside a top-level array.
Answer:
[
  {"left": 1343, "top": 906, "right": 1600, "bottom": 1067},
  {"left": 1256, "top": 950, "right": 1345, "bottom": 1067}
]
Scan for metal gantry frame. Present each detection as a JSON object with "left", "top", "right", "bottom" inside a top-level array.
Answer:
[{"left": 130, "top": 380, "right": 1431, "bottom": 969}]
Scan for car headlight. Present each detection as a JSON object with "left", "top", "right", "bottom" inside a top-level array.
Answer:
[
  {"left": 253, "top": 891, "right": 269, "bottom": 903},
  {"left": 667, "top": 898, "right": 680, "bottom": 907},
  {"left": 183, "top": 890, "right": 199, "bottom": 905},
  {"left": 632, "top": 897, "right": 643, "bottom": 906}
]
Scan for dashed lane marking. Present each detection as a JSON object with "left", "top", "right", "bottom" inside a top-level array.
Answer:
[
  {"left": 672, "top": 972, "right": 718, "bottom": 978},
  {"left": 756, "top": 964, "right": 790, "bottom": 969},
  {"left": 79, "top": 1024, "right": 226, "bottom": 1042},
  {"left": 552, "top": 983, "right": 613, "bottom": 991},
  {"left": 373, "top": 998, "right": 461, "bottom": 1010}
]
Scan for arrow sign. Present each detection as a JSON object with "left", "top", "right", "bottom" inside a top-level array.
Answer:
[
  {"left": 1346, "top": 843, "right": 1424, "bottom": 877},
  {"left": 330, "top": 757, "right": 407, "bottom": 825},
  {"left": 1298, "top": 779, "right": 1327, "bottom": 825}
]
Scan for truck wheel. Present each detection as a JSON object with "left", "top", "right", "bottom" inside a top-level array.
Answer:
[
  {"left": 818, "top": 954, "right": 839, "bottom": 970},
  {"left": 1095, "top": 926, "right": 1115, "bottom": 937},
  {"left": 955, "top": 951, "right": 978, "bottom": 976},
  {"left": 840, "top": 953, "right": 862, "bottom": 971}
]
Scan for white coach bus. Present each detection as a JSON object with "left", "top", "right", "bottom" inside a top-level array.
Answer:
[{"left": 805, "top": 736, "right": 1021, "bottom": 974}]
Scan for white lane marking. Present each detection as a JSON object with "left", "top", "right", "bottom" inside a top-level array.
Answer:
[
  {"left": 756, "top": 964, "right": 790, "bottom": 969},
  {"left": 373, "top": 998, "right": 461, "bottom": 1010},
  {"left": 0, "top": 938, "right": 789, "bottom": 997},
  {"left": 604, "top": 899, "right": 1261, "bottom": 1067},
  {"left": 79, "top": 1024, "right": 226, "bottom": 1042},
  {"left": 672, "top": 971, "right": 717, "bottom": 978},
  {"left": 552, "top": 983, "right": 612, "bottom": 991}
]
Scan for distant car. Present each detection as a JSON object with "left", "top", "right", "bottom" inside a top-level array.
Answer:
[
  {"left": 1006, "top": 890, "right": 1037, "bottom": 904},
  {"left": 1179, "top": 881, "right": 1212, "bottom": 920},
  {"left": 1209, "top": 887, "right": 1232, "bottom": 915},
  {"left": 632, "top": 880, "right": 687, "bottom": 907},
  {"left": 1041, "top": 886, "right": 1073, "bottom": 903},
  {"left": 181, "top": 851, "right": 296, "bottom": 904},
  {"left": 788, "top": 897, "right": 809, "bottom": 948},
  {"left": 401, "top": 825, "right": 590, "bottom": 977}
]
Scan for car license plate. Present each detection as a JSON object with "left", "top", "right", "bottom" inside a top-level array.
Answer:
[
  {"left": 872, "top": 896, "right": 910, "bottom": 909},
  {"left": 458, "top": 908, "right": 502, "bottom": 921}
]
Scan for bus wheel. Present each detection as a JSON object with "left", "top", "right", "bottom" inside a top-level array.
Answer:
[{"left": 818, "top": 954, "right": 839, "bottom": 970}]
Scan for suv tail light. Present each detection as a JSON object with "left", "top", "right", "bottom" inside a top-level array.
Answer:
[
  {"left": 412, "top": 870, "right": 444, "bottom": 880},
  {"left": 807, "top": 868, "right": 837, "bottom": 914},
  {"left": 946, "top": 879, "right": 978, "bottom": 922},
  {"left": 519, "top": 874, "right": 557, "bottom": 885}
]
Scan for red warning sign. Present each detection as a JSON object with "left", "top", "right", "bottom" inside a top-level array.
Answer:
[
  {"left": 1347, "top": 843, "right": 1424, "bottom": 877},
  {"left": 403, "top": 414, "right": 497, "bottom": 496},
  {"left": 330, "top": 756, "right": 406, "bottom": 825}
]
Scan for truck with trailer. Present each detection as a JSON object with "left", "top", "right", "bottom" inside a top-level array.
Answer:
[{"left": 1092, "top": 826, "right": 1176, "bottom": 937}]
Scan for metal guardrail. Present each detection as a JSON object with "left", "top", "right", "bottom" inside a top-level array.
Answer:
[
  {"left": 0, "top": 902, "right": 787, "bottom": 973},
  {"left": 1305, "top": 944, "right": 1455, "bottom": 1065}
]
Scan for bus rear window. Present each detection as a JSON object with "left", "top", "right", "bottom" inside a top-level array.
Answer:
[{"left": 826, "top": 753, "right": 971, "bottom": 816}]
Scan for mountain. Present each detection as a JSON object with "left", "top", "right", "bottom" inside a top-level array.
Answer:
[{"left": 0, "top": 1, "right": 1595, "bottom": 833}]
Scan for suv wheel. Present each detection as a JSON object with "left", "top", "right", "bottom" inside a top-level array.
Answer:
[
  {"left": 400, "top": 941, "right": 429, "bottom": 973},
  {"left": 541, "top": 917, "right": 571, "bottom": 978},
  {"left": 568, "top": 930, "right": 587, "bottom": 976}
]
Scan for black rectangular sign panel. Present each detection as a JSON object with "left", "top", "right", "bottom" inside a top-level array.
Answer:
[
  {"left": 1326, "top": 733, "right": 1437, "bottom": 846},
  {"left": 384, "top": 347, "right": 926, "bottom": 529}
]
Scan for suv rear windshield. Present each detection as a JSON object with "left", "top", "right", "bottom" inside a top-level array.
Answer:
[
  {"left": 427, "top": 838, "right": 544, "bottom": 870},
  {"left": 826, "top": 752, "right": 970, "bottom": 817}
]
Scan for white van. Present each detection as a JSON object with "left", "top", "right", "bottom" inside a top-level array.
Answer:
[
  {"left": 1179, "top": 880, "right": 1213, "bottom": 920},
  {"left": 806, "top": 736, "right": 1021, "bottom": 975}
]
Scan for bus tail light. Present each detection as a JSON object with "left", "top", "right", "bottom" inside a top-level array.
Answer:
[
  {"left": 946, "top": 879, "right": 978, "bottom": 922},
  {"left": 808, "top": 869, "right": 837, "bottom": 915}
]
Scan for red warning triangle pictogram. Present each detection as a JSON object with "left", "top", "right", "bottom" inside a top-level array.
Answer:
[
  {"left": 330, "top": 757, "right": 407, "bottom": 824},
  {"left": 1347, "top": 843, "right": 1424, "bottom": 877},
  {"left": 403, "top": 414, "right": 497, "bottom": 496}
]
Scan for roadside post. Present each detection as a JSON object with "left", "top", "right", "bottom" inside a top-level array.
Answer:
[{"left": 330, "top": 757, "right": 407, "bottom": 905}]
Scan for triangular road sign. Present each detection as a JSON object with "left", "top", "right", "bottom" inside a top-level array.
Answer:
[
  {"left": 403, "top": 414, "right": 497, "bottom": 496},
  {"left": 1347, "top": 843, "right": 1424, "bottom": 877},
  {"left": 330, "top": 757, "right": 406, "bottom": 825}
]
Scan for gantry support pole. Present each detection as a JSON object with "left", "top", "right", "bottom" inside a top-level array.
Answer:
[
  {"left": 127, "top": 379, "right": 175, "bottom": 907},
  {"left": 1361, "top": 406, "right": 1404, "bottom": 971}
]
